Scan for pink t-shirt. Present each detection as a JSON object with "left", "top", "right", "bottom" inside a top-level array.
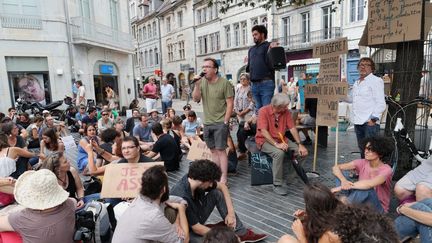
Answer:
[
  {"left": 143, "top": 83, "right": 157, "bottom": 99},
  {"left": 353, "top": 159, "right": 393, "bottom": 212}
]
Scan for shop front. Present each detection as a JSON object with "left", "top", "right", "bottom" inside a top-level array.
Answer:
[
  {"left": 6, "top": 56, "right": 52, "bottom": 106},
  {"left": 93, "top": 61, "right": 119, "bottom": 107}
]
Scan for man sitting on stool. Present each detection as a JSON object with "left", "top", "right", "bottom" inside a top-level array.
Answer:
[{"left": 255, "top": 94, "right": 308, "bottom": 195}]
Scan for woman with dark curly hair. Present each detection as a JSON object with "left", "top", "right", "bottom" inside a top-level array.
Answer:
[
  {"left": 331, "top": 204, "right": 399, "bottom": 243},
  {"left": 278, "top": 183, "right": 341, "bottom": 243},
  {"left": 331, "top": 136, "right": 394, "bottom": 213}
]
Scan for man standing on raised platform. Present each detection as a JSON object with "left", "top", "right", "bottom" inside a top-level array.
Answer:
[
  {"left": 192, "top": 57, "right": 234, "bottom": 184},
  {"left": 255, "top": 94, "right": 308, "bottom": 195},
  {"left": 349, "top": 57, "right": 386, "bottom": 158}
]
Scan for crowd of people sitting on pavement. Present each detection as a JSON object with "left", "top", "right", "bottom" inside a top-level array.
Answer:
[{"left": 0, "top": 68, "right": 430, "bottom": 242}]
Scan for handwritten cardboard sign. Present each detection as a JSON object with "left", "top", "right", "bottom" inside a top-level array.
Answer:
[
  {"left": 100, "top": 162, "right": 163, "bottom": 198},
  {"left": 305, "top": 83, "right": 348, "bottom": 99},
  {"left": 310, "top": 37, "right": 348, "bottom": 127},
  {"left": 317, "top": 99, "right": 339, "bottom": 127},
  {"left": 367, "top": 0, "right": 422, "bottom": 45},
  {"left": 313, "top": 37, "right": 348, "bottom": 58},
  {"left": 187, "top": 140, "right": 214, "bottom": 161},
  {"left": 318, "top": 56, "right": 340, "bottom": 83}
]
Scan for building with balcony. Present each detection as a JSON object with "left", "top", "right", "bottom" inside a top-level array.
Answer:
[
  {"left": 156, "top": 0, "right": 196, "bottom": 99},
  {"left": 194, "top": 0, "right": 275, "bottom": 85},
  {"left": 130, "top": 0, "right": 163, "bottom": 91},
  {"left": 0, "top": 0, "right": 134, "bottom": 112},
  {"left": 276, "top": 0, "right": 370, "bottom": 84},
  {"left": 276, "top": 0, "right": 343, "bottom": 81}
]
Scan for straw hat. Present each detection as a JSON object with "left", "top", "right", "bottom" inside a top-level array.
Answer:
[
  {"left": 147, "top": 108, "right": 159, "bottom": 114},
  {"left": 14, "top": 169, "right": 69, "bottom": 210}
]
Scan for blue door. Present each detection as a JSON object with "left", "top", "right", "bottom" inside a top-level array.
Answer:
[{"left": 347, "top": 60, "right": 359, "bottom": 85}]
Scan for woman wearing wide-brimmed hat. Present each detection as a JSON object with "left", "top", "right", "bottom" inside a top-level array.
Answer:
[{"left": 0, "top": 169, "right": 76, "bottom": 243}]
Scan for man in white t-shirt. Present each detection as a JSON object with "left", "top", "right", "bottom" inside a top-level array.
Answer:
[
  {"left": 75, "top": 80, "right": 86, "bottom": 106},
  {"left": 160, "top": 78, "right": 175, "bottom": 114}
]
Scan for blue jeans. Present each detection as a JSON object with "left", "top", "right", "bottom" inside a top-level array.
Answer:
[
  {"left": 354, "top": 123, "right": 380, "bottom": 158},
  {"left": 251, "top": 79, "right": 275, "bottom": 111},
  {"left": 336, "top": 171, "right": 384, "bottom": 213},
  {"left": 161, "top": 100, "right": 172, "bottom": 114},
  {"left": 395, "top": 198, "right": 432, "bottom": 242}
]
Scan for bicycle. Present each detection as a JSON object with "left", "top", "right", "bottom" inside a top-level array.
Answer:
[{"left": 386, "top": 96, "right": 432, "bottom": 172}]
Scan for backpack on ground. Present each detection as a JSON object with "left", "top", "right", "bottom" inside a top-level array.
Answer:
[{"left": 75, "top": 201, "right": 116, "bottom": 243}]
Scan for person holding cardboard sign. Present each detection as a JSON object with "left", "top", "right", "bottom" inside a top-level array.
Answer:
[
  {"left": 255, "top": 94, "right": 308, "bottom": 196},
  {"left": 347, "top": 57, "right": 386, "bottom": 158},
  {"left": 112, "top": 165, "right": 189, "bottom": 243},
  {"left": 88, "top": 136, "right": 154, "bottom": 176},
  {"left": 171, "top": 160, "right": 267, "bottom": 242}
]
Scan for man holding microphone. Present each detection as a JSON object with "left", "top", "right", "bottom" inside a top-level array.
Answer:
[{"left": 192, "top": 58, "right": 234, "bottom": 184}]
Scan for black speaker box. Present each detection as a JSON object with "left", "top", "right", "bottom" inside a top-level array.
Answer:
[{"left": 268, "top": 46, "right": 287, "bottom": 70}]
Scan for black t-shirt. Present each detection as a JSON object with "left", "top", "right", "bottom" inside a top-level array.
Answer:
[
  {"left": 152, "top": 134, "right": 180, "bottom": 171},
  {"left": 305, "top": 98, "right": 318, "bottom": 118},
  {"left": 117, "top": 154, "right": 154, "bottom": 163},
  {"left": 171, "top": 175, "right": 217, "bottom": 226},
  {"left": 97, "top": 142, "right": 113, "bottom": 159},
  {"left": 82, "top": 115, "right": 97, "bottom": 125}
]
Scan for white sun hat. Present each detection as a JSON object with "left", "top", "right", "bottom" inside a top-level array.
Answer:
[{"left": 14, "top": 169, "right": 69, "bottom": 210}]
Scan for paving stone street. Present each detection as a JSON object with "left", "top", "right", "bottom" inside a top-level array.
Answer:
[{"left": 63, "top": 98, "right": 368, "bottom": 242}]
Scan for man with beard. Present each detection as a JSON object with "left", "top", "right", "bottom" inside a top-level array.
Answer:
[
  {"left": 171, "top": 159, "right": 267, "bottom": 242},
  {"left": 112, "top": 165, "right": 189, "bottom": 243},
  {"left": 246, "top": 25, "right": 277, "bottom": 111}
]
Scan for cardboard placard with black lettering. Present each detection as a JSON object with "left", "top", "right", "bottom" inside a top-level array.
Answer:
[
  {"left": 187, "top": 140, "right": 214, "bottom": 161},
  {"left": 367, "top": 0, "right": 423, "bottom": 45},
  {"left": 100, "top": 162, "right": 164, "bottom": 198}
]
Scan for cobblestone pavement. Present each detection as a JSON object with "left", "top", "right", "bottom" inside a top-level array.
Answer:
[{"left": 64, "top": 116, "right": 365, "bottom": 242}]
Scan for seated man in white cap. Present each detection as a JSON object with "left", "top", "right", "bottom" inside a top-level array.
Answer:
[
  {"left": 148, "top": 108, "right": 162, "bottom": 127},
  {"left": 0, "top": 169, "right": 76, "bottom": 243}
]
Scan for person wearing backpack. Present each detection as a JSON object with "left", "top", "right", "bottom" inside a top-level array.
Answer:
[
  {"left": 112, "top": 165, "right": 189, "bottom": 243},
  {"left": 0, "top": 169, "right": 76, "bottom": 243}
]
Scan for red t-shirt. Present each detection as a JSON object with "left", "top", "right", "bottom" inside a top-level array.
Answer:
[
  {"left": 143, "top": 83, "right": 157, "bottom": 99},
  {"left": 255, "top": 105, "right": 294, "bottom": 149},
  {"left": 353, "top": 159, "right": 393, "bottom": 212}
]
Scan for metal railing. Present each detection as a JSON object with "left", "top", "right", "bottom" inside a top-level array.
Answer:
[
  {"left": 71, "top": 16, "right": 133, "bottom": 52},
  {"left": 0, "top": 14, "right": 42, "bottom": 29},
  {"left": 278, "top": 27, "right": 342, "bottom": 50}
]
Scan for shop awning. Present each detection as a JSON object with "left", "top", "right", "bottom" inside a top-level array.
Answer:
[{"left": 286, "top": 58, "right": 320, "bottom": 67}]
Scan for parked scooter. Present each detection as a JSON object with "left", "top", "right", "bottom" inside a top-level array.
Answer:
[{"left": 15, "top": 97, "right": 64, "bottom": 118}]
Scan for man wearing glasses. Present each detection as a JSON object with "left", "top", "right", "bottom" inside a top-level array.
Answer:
[
  {"left": 255, "top": 94, "right": 308, "bottom": 195},
  {"left": 192, "top": 57, "right": 234, "bottom": 184},
  {"left": 348, "top": 57, "right": 386, "bottom": 158}
]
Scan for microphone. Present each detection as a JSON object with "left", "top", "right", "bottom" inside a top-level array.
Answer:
[{"left": 190, "top": 72, "right": 206, "bottom": 84}]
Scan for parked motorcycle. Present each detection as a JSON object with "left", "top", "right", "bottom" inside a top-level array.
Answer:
[{"left": 15, "top": 97, "right": 64, "bottom": 118}]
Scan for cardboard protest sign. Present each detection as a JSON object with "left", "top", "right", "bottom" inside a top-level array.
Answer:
[
  {"left": 318, "top": 56, "right": 340, "bottom": 83},
  {"left": 317, "top": 99, "right": 339, "bottom": 127},
  {"left": 310, "top": 37, "right": 348, "bottom": 127},
  {"left": 367, "top": 0, "right": 422, "bottom": 45},
  {"left": 100, "top": 162, "right": 163, "bottom": 198},
  {"left": 313, "top": 38, "right": 348, "bottom": 58},
  {"left": 187, "top": 140, "right": 213, "bottom": 161},
  {"left": 305, "top": 83, "right": 348, "bottom": 99}
]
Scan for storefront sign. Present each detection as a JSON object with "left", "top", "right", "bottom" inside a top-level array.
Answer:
[{"left": 100, "top": 65, "right": 114, "bottom": 74}]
